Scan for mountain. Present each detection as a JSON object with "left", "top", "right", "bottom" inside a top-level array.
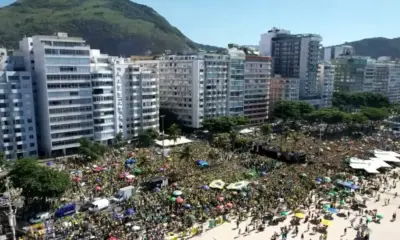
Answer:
[
  {"left": 0, "top": 0, "right": 222, "bottom": 55},
  {"left": 343, "top": 37, "right": 400, "bottom": 59}
]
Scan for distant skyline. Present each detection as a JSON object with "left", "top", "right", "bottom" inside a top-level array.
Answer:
[{"left": 1, "top": 0, "right": 399, "bottom": 47}]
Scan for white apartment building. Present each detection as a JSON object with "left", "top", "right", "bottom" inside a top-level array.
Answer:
[
  {"left": 363, "top": 58, "right": 400, "bottom": 103},
  {"left": 228, "top": 47, "right": 245, "bottom": 116},
  {"left": 113, "top": 59, "right": 159, "bottom": 138},
  {"left": 259, "top": 27, "right": 290, "bottom": 57},
  {"left": 20, "top": 33, "right": 93, "bottom": 156},
  {"left": 0, "top": 49, "right": 38, "bottom": 160},
  {"left": 202, "top": 53, "right": 230, "bottom": 118},
  {"left": 318, "top": 63, "right": 335, "bottom": 108},
  {"left": 244, "top": 56, "right": 272, "bottom": 123},
  {"left": 90, "top": 50, "right": 116, "bottom": 144},
  {"left": 158, "top": 55, "right": 204, "bottom": 128}
]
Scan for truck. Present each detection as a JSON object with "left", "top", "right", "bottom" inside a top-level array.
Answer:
[
  {"left": 55, "top": 203, "right": 76, "bottom": 218},
  {"left": 111, "top": 186, "right": 135, "bottom": 203}
]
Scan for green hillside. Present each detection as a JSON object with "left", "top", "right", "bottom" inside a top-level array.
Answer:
[
  {"left": 343, "top": 37, "right": 400, "bottom": 59},
  {"left": 0, "top": 0, "right": 221, "bottom": 55}
]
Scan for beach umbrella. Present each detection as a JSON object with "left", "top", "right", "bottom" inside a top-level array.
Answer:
[
  {"left": 172, "top": 182, "right": 178, "bottom": 187},
  {"left": 321, "top": 219, "right": 332, "bottom": 226},
  {"left": 95, "top": 186, "right": 102, "bottom": 191},
  {"left": 112, "top": 213, "right": 124, "bottom": 219},
  {"left": 295, "top": 213, "right": 305, "bottom": 219},
  {"left": 46, "top": 161, "right": 53, "bottom": 166},
  {"left": 108, "top": 237, "right": 118, "bottom": 240},
  {"left": 173, "top": 190, "right": 182, "bottom": 196},
  {"left": 299, "top": 173, "right": 307, "bottom": 177},
  {"left": 281, "top": 211, "right": 289, "bottom": 217},
  {"left": 226, "top": 181, "right": 250, "bottom": 190},
  {"left": 154, "top": 187, "right": 161, "bottom": 192},
  {"left": 134, "top": 168, "right": 142, "bottom": 174},
  {"left": 132, "top": 226, "right": 140, "bottom": 231},
  {"left": 327, "top": 208, "right": 339, "bottom": 214},
  {"left": 324, "top": 177, "right": 331, "bottom": 183},
  {"left": 184, "top": 204, "right": 191, "bottom": 209},
  {"left": 323, "top": 204, "right": 331, "bottom": 209},
  {"left": 209, "top": 180, "right": 225, "bottom": 189},
  {"left": 159, "top": 168, "right": 165, "bottom": 172},
  {"left": 231, "top": 191, "right": 238, "bottom": 195},
  {"left": 366, "top": 216, "right": 372, "bottom": 222},
  {"left": 176, "top": 197, "right": 184, "bottom": 204},
  {"left": 316, "top": 177, "right": 323, "bottom": 182},
  {"left": 217, "top": 196, "right": 224, "bottom": 202},
  {"left": 125, "top": 208, "right": 135, "bottom": 215},
  {"left": 170, "top": 197, "right": 176, "bottom": 202},
  {"left": 376, "top": 214, "right": 384, "bottom": 219},
  {"left": 216, "top": 205, "right": 224, "bottom": 210},
  {"left": 201, "top": 185, "right": 210, "bottom": 190},
  {"left": 226, "top": 202, "right": 233, "bottom": 208},
  {"left": 260, "top": 172, "right": 267, "bottom": 176}
]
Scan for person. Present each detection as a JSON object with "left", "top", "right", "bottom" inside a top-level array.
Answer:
[
  {"left": 301, "top": 233, "right": 304, "bottom": 239},
  {"left": 344, "top": 227, "right": 347, "bottom": 235}
]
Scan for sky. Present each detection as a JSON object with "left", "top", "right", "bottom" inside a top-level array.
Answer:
[{"left": 0, "top": 0, "right": 399, "bottom": 47}]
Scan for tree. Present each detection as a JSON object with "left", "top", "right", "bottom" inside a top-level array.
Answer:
[
  {"left": 272, "top": 101, "right": 314, "bottom": 121},
  {"left": 137, "top": 128, "right": 159, "bottom": 147},
  {"left": 202, "top": 116, "right": 248, "bottom": 133},
  {"left": 114, "top": 132, "right": 127, "bottom": 149},
  {"left": 79, "top": 138, "right": 107, "bottom": 162},
  {"left": 332, "top": 92, "right": 390, "bottom": 110},
  {"left": 8, "top": 159, "right": 70, "bottom": 201},
  {"left": 167, "top": 123, "right": 181, "bottom": 145},
  {"left": 360, "top": 107, "right": 389, "bottom": 122},
  {"left": 260, "top": 123, "right": 272, "bottom": 143},
  {"left": 160, "top": 108, "right": 181, "bottom": 130},
  {"left": 306, "top": 108, "right": 349, "bottom": 135},
  {"left": 179, "top": 145, "right": 193, "bottom": 162}
]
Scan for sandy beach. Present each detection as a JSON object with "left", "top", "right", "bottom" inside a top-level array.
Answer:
[{"left": 193, "top": 172, "right": 400, "bottom": 240}]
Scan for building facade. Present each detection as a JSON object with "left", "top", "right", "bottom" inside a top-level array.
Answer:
[
  {"left": 0, "top": 49, "right": 38, "bottom": 160},
  {"left": 270, "top": 31, "right": 322, "bottom": 99},
  {"left": 244, "top": 55, "right": 271, "bottom": 123},
  {"left": 323, "top": 45, "right": 355, "bottom": 62},
  {"left": 332, "top": 56, "right": 368, "bottom": 93},
  {"left": 259, "top": 27, "right": 291, "bottom": 57},
  {"left": 269, "top": 75, "right": 300, "bottom": 112},
  {"left": 318, "top": 62, "right": 335, "bottom": 108},
  {"left": 158, "top": 55, "right": 204, "bottom": 128},
  {"left": 227, "top": 47, "right": 245, "bottom": 116}
]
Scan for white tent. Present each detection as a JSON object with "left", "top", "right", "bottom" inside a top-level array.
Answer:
[
  {"left": 155, "top": 136, "right": 193, "bottom": 147},
  {"left": 374, "top": 149, "right": 400, "bottom": 157}
]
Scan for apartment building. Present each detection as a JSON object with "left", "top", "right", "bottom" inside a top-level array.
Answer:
[
  {"left": 202, "top": 53, "right": 230, "bottom": 118},
  {"left": 227, "top": 47, "right": 245, "bottom": 116},
  {"left": 0, "top": 49, "right": 38, "bottom": 160},
  {"left": 20, "top": 33, "right": 93, "bottom": 156},
  {"left": 332, "top": 56, "right": 368, "bottom": 93},
  {"left": 269, "top": 75, "right": 300, "bottom": 112},
  {"left": 90, "top": 50, "right": 116, "bottom": 144},
  {"left": 318, "top": 63, "right": 335, "bottom": 108},
  {"left": 363, "top": 57, "right": 400, "bottom": 103},
  {"left": 270, "top": 32, "right": 322, "bottom": 99},
  {"left": 259, "top": 27, "right": 291, "bottom": 57},
  {"left": 158, "top": 55, "right": 204, "bottom": 128},
  {"left": 244, "top": 55, "right": 272, "bottom": 123},
  {"left": 323, "top": 45, "right": 355, "bottom": 62}
]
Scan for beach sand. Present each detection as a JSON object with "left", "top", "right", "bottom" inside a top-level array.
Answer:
[{"left": 193, "top": 175, "right": 400, "bottom": 240}]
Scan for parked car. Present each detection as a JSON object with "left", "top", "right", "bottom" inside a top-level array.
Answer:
[{"left": 29, "top": 212, "right": 51, "bottom": 224}]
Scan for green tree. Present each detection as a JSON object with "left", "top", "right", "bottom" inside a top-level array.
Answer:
[
  {"left": 137, "top": 128, "right": 159, "bottom": 147},
  {"left": 260, "top": 123, "right": 272, "bottom": 142},
  {"left": 307, "top": 108, "right": 349, "bottom": 134},
  {"left": 202, "top": 116, "right": 248, "bottom": 133},
  {"left": 179, "top": 145, "right": 193, "bottom": 162},
  {"left": 167, "top": 123, "right": 181, "bottom": 145},
  {"left": 114, "top": 132, "right": 127, "bottom": 149},
  {"left": 360, "top": 107, "right": 389, "bottom": 122},
  {"left": 332, "top": 92, "right": 390, "bottom": 110},
  {"left": 8, "top": 159, "right": 70, "bottom": 201},
  {"left": 272, "top": 101, "right": 314, "bottom": 121},
  {"left": 78, "top": 138, "right": 107, "bottom": 162}
]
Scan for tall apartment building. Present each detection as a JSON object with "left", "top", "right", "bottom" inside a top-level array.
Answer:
[
  {"left": 227, "top": 47, "right": 245, "bottom": 116},
  {"left": 19, "top": 33, "right": 94, "bottom": 156},
  {"left": 269, "top": 75, "right": 300, "bottom": 112},
  {"left": 90, "top": 50, "right": 116, "bottom": 144},
  {"left": 363, "top": 58, "right": 400, "bottom": 103},
  {"left": 202, "top": 53, "right": 230, "bottom": 118},
  {"left": 244, "top": 55, "right": 271, "bottom": 123},
  {"left": 332, "top": 56, "right": 368, "bottom": 93},
  {"left": 113, "top": 59, "right": 159, "bottom": 138},
  {"left": 259, "top": 27, "right": 291, "bottom": 57},
  {"left": 0, "top": 49, "right": 38, "bottom": 160},
  {"left": 318, "top": 63, "right": 335, "bottom": 108},
  {"left": 323, "top": 45, "right": 355, "bottom": 62},
  {"left": 271, "top": 32, "right": 322, "bottom": 98},
  {"left": 158, "top": 54, "right": 204, "bottom": 128}
]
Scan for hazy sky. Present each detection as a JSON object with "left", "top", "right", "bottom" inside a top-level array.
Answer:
[{"left": 1, "top": 0, "right": 399, "bottom": 47}]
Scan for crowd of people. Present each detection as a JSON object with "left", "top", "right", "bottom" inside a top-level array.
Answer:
[{"left": 22, "top": 127, "right": 400, "bottom": 240}]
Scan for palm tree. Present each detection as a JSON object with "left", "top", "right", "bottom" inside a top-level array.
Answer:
[
  {"left": 167, "top": 124, "right": 181, "bottom": 146},
  {"left": 179, "top": 145, "right": 193, "bottom": 162}
]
